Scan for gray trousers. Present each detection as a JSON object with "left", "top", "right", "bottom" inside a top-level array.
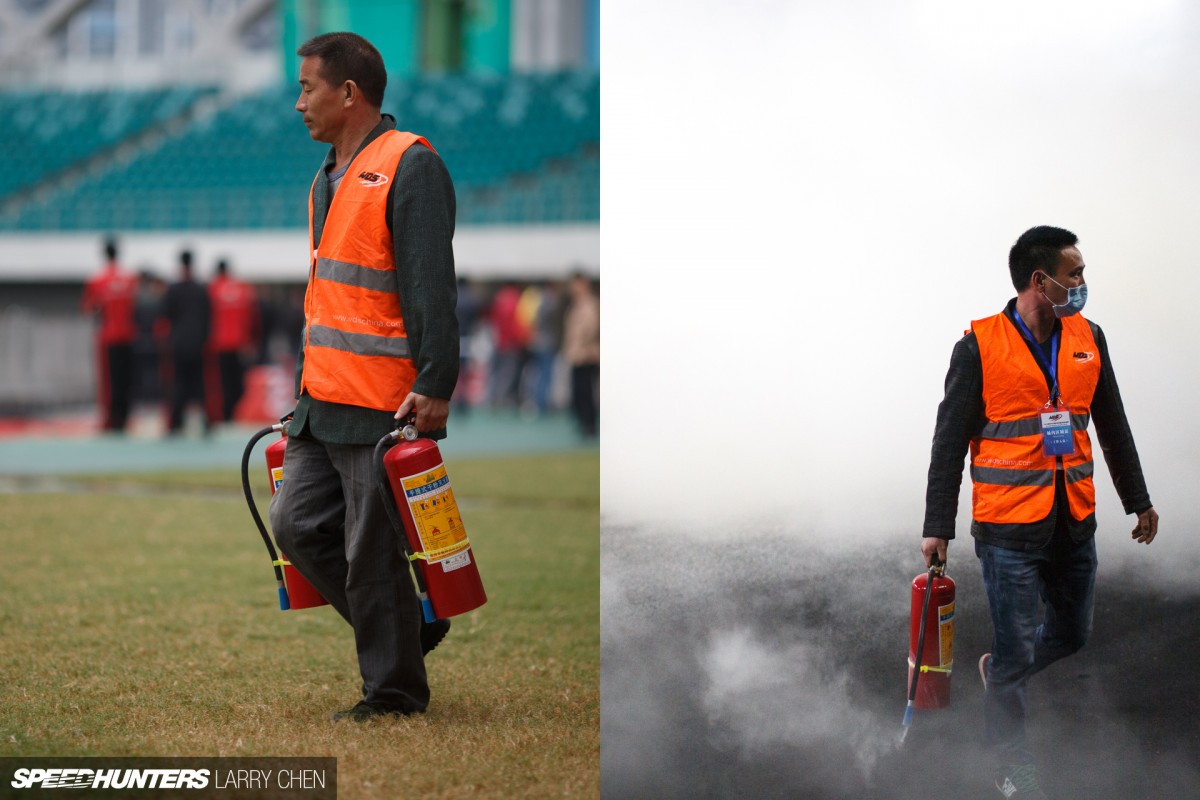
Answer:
[{"left": 268, "top": 433, "right": 428, "bottom": 712}]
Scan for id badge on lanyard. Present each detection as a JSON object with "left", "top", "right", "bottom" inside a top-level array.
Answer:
[
  {"left": 1040, "top": 400, "right": 1075, "bottom": 457},
  {"left": 1012, "top": 313, "right": 1076, "bottom": 458}
]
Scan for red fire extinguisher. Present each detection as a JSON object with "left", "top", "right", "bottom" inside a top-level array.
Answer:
[
  {"left": 901, "top": 555, "right": 955, "bottom": 735},
  {"left": 241, "top": 422, "right": 329, "bottom": 611},
  {"left": 374, "top": 423, "right": 487, "bottom": 622}
]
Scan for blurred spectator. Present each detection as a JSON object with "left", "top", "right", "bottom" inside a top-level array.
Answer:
[
  {"left": 453, "top": 276, "right": 483, "bottom": 414},
  {"left": 487, "top": 283, "right": 530, "bottom": 408},
  {"left": 160, "top": 250, "right": 212, "bottom": 436},
  {"left": 281, "top": 286, "right": 306, "bottom": 363},
  {"left": 207, "top": 258, "right": 260, "bottom": 422},
  {"left": 516, "top": 283, "right": 542, "bottom": 411},
  {"left": 253, "top": 286, "right": 277, "bottom": 366},
  {"left": 81, "top": 236, "right": 136, "bottom": 433},
  {"left": 529, "top": 280, "right": 564, "bottom": 415},
  {"left": 563, "top": 272, "right": 599, "bottom": 438},
  {"left": 132, "top": 269, "right": 166, "bottom": 404}
]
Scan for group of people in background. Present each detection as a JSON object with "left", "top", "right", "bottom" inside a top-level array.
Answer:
[
  {"left": 83, "top": 237, "right": 600, "bottom": 439},
  {"left": 457, "top": 271, "right": 600, "bottom": 438},
  {"left": 82, "top": 238, "right": 271, "bottom": 436}
]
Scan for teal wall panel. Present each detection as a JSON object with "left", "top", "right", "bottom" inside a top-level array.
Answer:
[
  {"left": 280, "top": 0, "right": 421, "bottom": 83},
  {"left": 464, "top": 0, "right": 511, "bottom": 73}
]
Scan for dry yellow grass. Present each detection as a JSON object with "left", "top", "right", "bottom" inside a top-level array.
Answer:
[{"left": 0, "top": 452, "right": 599, "bottom": 799}]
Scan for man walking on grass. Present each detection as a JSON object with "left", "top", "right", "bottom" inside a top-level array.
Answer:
[{"left": 269, "top": 31, "right": 459, "bottom": 722}]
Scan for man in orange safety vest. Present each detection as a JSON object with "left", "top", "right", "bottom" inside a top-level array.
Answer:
[{"left": 922, "top": 225, "right": 1158, "bottom": 799}]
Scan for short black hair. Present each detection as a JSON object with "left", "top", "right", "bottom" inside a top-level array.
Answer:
[
  {"left": 1009, "top": 226, "right": 1078, "bottom": 291},
  {"left": 103, "top": 236, "right": 118, "bottom": 261},
  {"left": 180, "top": 250, "right": 193, "bottom": 268},
  {"left": 216, "top": 259, "right": 229, "bottom": 276},
  {"left": 297, "top": 32, "right": 387, "bottom": 108}
]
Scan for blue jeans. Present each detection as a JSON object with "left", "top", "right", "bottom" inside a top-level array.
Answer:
[{"left": 975, "top": 533, "right": 1098, "bottom": 765}]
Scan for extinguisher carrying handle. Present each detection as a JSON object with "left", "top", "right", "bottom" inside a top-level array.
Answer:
[
  {"left": 241, "top": 423, "right": 290, "bottom": 610},
  {"left": 395, "top": 412, "right": 420, "bottom": 442},
  {"left": 373, "top": 431, "right": 437, "bottom": 623}
]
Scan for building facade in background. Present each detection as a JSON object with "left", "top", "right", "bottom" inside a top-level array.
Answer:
[
  {"left": 0, "top": 0, "right": 600, "bottom": 91},
  {"left": 0, "top": 0, "right": 599, "bottom": 416}
]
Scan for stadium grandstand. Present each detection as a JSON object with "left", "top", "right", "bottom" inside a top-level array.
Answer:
[{"left": 0, "top": 0, "right": 599, "bottom": 415}]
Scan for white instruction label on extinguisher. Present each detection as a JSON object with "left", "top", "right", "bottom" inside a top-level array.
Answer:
[
  {"left": 441, "top": 550, "right": 472, "bottom": 573},
  {"left": 938, "top": 601, "right": 955, "bottom": 668}
]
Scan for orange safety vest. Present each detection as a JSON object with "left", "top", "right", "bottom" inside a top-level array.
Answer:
[
  {"left": 969, "top": 312, "right": 1100, "bottom": 525},
  {"left": 301, "top": 130, "right": 434, "bottom": 412}
]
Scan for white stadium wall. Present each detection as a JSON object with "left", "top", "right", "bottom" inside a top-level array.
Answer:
[{"left": 0, "top": 224, "right": 599, "bottom": 283}]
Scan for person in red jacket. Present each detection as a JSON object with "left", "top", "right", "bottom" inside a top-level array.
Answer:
[
  {"left": 81, "top": 237, "right": 137, "bottom": 432},
  {"left": 486, "top": 283, "right": 530, "bottom": 408},
  {"left": 207, "top": 259, "right": 259, "bottom": 422}
]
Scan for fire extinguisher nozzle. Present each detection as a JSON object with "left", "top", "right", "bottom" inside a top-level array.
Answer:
[
  {"left": 901, "top": 703, "right": 914, "bottom": 729},
  {"left": 419, "top": 596, "right": 435, "bottom": 624},
  {"left": 278, "top": 586, "right": 291, "bottom": 611}
]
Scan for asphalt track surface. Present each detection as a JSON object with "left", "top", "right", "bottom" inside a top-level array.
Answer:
[
  {"left": 0, "top": 407, "right": 592, "bottom": 478},
  {"left": 601, "top": 526, "right": 1200, "bottom": 800}
]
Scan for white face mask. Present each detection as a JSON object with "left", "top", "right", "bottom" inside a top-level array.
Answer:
[{"left": 1041, "top": 274, "right": 1087, "bottom": 318}]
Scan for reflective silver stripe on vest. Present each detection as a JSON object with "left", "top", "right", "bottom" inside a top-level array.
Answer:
[
  {"left": 971, "top": 460, "right": 1094, "bottom": 487},
  {"left": 1065, "top": 461, "right": 1094, "bottom": 483},
  {"left": 315, "top": 257, "right": 396, "bottom": 294},
  {"left": 308, "top": 324, "right": 411, "bottom": 359},
  {"left": 979, "top": 413, "right": 1090, "bottom": 440},
  {"left": 970, "top": 465, "right": 1054, "bottom": 487}
]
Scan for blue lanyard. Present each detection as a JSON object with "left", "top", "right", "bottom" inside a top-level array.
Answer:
[{"left": 1011, "top": 311, "right": 1060, "bottom": 403}]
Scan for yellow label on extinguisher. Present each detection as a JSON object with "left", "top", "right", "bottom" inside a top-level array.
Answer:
[
  {"left": 400, "top": 464, "right": 468, "bottom": 563},
  {"left": 937, "top": 601, "right": 955, "bottom": 668}
]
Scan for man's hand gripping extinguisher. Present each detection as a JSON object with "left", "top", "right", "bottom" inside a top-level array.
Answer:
[
  {"left": 900, "top": 553, "right": 955, "bottom": 742},
  {"left": 241, "top": 421, "right": 329, "bottom": 611},
  {"left": 373, "top": 420, "right": 487, "bottom": 623}
]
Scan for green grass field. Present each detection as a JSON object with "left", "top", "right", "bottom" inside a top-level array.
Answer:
[{"left": 0, "top": 450, "right": 599, "bottom": 799}]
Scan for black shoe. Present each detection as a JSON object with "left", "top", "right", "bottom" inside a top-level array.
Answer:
[
  {"left": 421, "top": 617, "right": 451, "bottom": 656},
  {"left": 331, "top": 700, "right": 413, "bottom": 722}
]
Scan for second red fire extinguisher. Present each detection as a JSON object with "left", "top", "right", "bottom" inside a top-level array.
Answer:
[
  {"left": 262, "top": 426, "right": 329, "bottom": 611},
  {"left": 908, "top": 555, "right": 956, "bottom": 708},
  {"left": 374, "top": 423, "right": 487, "bottom": 623},
  {"left": 901, "top": 554, "right": 955, "bottom": 740},
  {"left": 241, "top": 422, "right": 329, "bottom": 611}
]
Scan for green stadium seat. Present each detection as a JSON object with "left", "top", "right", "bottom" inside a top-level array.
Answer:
[{"left": 2, "top": 71, "right": 598, "bottom": 230}]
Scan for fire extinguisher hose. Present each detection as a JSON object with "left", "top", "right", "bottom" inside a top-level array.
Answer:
[
  {"left": 901, "top": 554, "right": 942, "bottom": 741},
  {"left": 241, "top": 423, "right": 289, "bottom": 610},
  {"left": 373, "top": 428, "right": 438, "bottom": 624}
]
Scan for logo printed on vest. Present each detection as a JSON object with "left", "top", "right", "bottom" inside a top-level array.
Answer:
[
  {"left": 357, "top": 171, "right": 389, "bottom": 187},
  {"left": 332, "top": 313, "right": 405, "bottom": 329},
  {"left": 977, "top": 457, "right": 1035, "bottom": 467},
  {"left": 1072, "top": 351, "right": 1094, "bottom": 362}
]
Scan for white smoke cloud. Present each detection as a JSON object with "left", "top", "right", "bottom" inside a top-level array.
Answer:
[
  {"left": 602, "top": 1, "right": 1200, "bottom": 567},
  {"left": 701, "top": 627, "right": 896, "bottom": 781}
]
